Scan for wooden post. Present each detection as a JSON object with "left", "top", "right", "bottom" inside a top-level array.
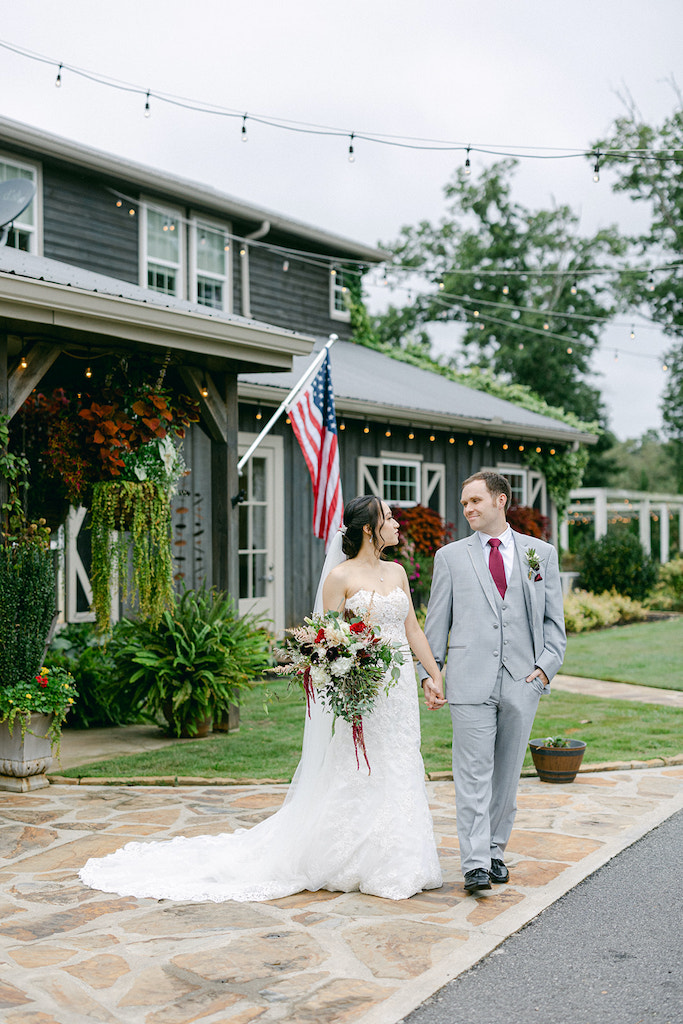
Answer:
[{"left": 210, "top": 371, "right": 240, "bottom": 601}]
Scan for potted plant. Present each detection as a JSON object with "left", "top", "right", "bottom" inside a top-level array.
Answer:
[
  {"left": 0, "top": 437, "right": 78, "bottom": 788},
  {"left": 528, "top": 735, "right": 587, "bottom": 784},
  {"left": 108, "top": 588, "right": 271, "bottom": 738},
  {"left": 0, "top": 665, "right": 78, "bottom": 790}
]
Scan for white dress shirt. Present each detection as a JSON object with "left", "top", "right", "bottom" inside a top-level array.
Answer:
[{"left": 478, "top": 525, "right": 515, "bottom": 584}]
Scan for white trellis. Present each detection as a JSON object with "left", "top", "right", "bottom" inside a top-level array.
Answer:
[{"left": 560, "top": 488, "right": 683, "bottom": 563}]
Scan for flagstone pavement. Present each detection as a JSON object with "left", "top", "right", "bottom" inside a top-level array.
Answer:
[{"left": 1, "top": 767, "right": 682, "bottom": 1024}]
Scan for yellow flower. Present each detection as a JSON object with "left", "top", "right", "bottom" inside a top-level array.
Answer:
[
  {"left": 68, "top": 698, "right": 74, "bottom": 705},
  {"left": 25, "top": 693, "right": 32, "bottom": 699},
  {"left": 40, "top": 666, "right": 49, "bottom": 674}
]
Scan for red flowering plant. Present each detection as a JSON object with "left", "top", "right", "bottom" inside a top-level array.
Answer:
[
  {"left": 392, "top": 505, "right": 454, "bottom": 608},
  {"left": 275, "top": 610, "right": 404, "bottom": 771},
  {"left": 507, "top": 505, "right": 551, "bottom": 541},
  {"left": 0, "top": 665, "right": 78, "bottom": 751}
]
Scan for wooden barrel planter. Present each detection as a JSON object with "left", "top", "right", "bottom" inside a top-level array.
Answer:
[{"left": 528, "top": 739, "right": 587, "bottom": 783}]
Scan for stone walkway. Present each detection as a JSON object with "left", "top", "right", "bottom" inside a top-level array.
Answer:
[
  {"left": 552, "top": 673, "right": 683, "bottom": 708},
  {"left": 1, "top": 767, "right": 682, "bottom": 1024}
]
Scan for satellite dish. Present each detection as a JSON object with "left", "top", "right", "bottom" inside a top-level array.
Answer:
[{"left": 0, "top": 178, "right": 37, "bottom": 246}]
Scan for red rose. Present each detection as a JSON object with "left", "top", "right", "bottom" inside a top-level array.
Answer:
[
  {"left": 314, "top": 629, "right": 326, "bottom": 644},
  {"left": 349, "top": 621, "right": 365, "bottom": 634}
]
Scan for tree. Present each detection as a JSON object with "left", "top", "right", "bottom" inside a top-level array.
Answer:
[
  {"left": 378, "top": 159, "right": 626, "bottom": 426},
  {"left": 609, "top": 429, "right": 679, "bottom": 493},
  {"left": 594, "top": 100, "right": 683, "bottom": 489}
]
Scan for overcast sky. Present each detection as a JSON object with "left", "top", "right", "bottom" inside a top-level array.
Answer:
[{"left": 1, "top": 0, "right": 681, "bottom": 439}]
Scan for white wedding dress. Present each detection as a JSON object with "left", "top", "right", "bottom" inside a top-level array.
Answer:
[{"left": 79, "top": 586, "right": 442, "bottom": 902}]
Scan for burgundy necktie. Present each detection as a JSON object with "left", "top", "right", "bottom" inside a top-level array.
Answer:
[{"left": 488, "top": 538, "right": 507, "bottom": 598}]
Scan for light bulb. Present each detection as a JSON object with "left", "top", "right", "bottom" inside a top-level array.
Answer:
[
  {"left": 282, "top": 260, "right": 289, "bottom": 272},
  {"left": 255, "top": 408, "right": 262, "bottom": 421},
  {"left": 502, "top": 443, "right": 509, "bottom": 450},
  {"left": 385, "top": 429, "right": 391, "bottom": 437},
  {"left": 200, "top": 382, "right": 209, "bottom": 398},
  {"left": 241, "top": 115, "right": 248, "bottom": 142},
  {"left": 144, "top": 91, "right": 151, "bottom": 118},
  {"left": 429, "top": 434, "right": 435, "bottom": 442},
  {"left": 467, "top": 439, "right": 474, "bottom": 446},
  {"left": 518, "top": 343, "right": 524, "bottom": 350},
  {"left": 408, "top": 431, "right": 415, "bottom": 440},
  {"left": 116, "top": 199, "right": 122, "bottom": 208},
  {"left": 502, "top": 284, "right": 509, "bottom": 295},
  {"left": 550, "top": 449, "right": 556, "bottom": 455},
  {"left": 55, "top": 64, "right": 62, "bottom": 88},
  {"left": 567, "top": 347, "right": 573, "bottom": 354},
  {"left": 536, "top": 446, "right": 542, "bottom": 453},
  {"left": 348, "top": 133, "right": 355, "bottom": 163},
  {"left": 129, "top": 209, "right": 135, "bottom": 216},
  {"left": 85, "top": 366, "right": 92, "bottom": 379},
  {"left": 464, "top": 146, "right": 471, "bottom": 175},
  {"left": 630, "top": 326, "right": 635, "bottom": 339},
  {"left": 570, "top": 282, "right": 578, "bottom": 295},
  {"left": 20, "top": 353, "right": 27, "bottom": 369},
  {"left": 543, "top": 322, "right": 549, "bottom": 331}
]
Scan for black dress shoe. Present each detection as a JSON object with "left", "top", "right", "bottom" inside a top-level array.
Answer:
[
  {"left": 489, "top": 858, "right": 509, "bottom": 884},
  {"left": 464, "top": 868, "right": 492, "bottom": 893}
]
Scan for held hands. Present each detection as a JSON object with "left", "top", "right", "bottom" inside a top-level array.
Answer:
[{"left": 422, "top": 676, "right": 447, "bottom": 710}]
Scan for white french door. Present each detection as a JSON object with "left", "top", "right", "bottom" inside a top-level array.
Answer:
[{"left": 237, "top": 433, "right": 284, "bottom": 635}]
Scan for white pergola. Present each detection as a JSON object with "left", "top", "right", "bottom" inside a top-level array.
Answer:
[{"left": 560, "top": 487, "right": 683, "bottom": 563}]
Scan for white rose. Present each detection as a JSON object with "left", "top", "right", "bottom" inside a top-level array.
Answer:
[
  {"left": 310, "top": 665, "right": 330, "bottom": 688},
  {"left": 329, "top": 656, "right": 354, "bottom": 677}
]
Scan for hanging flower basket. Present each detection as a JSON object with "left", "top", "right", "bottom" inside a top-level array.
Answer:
[{"left": 90, "top": 479, "right": 174, "bottom": 633}]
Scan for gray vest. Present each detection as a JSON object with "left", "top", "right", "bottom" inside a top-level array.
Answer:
[{"left": 492, "top": 547, "right": 535, "bottom": 679}]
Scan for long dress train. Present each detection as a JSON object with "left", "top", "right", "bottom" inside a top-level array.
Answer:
[{"left": 79, "top": 587, "right": 442, "bottom": 902}]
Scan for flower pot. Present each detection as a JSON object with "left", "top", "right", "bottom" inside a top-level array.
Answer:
[
  {"left": 161, "top": 701, "right": 213, "bottom": 739},
  {"left": 212, "top": 704, "right": 240, "bottom": 733},
  {"left": 0, "top": 714, "right": 55, "bottom": 792},
  {"left": 529, "top": 738, "right": 587, "bottom": 784}
]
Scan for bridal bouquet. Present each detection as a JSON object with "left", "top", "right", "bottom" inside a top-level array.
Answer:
[{"left": 276, "top": 610, "right": 404, "bottom": 771}]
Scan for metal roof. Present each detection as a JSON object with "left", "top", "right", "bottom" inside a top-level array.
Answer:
[
  {"left": 0, "top": 116, "right": 387, "bottom": 263},
  {"left": 239, "top": 339, "right": 597, "bottom": 444}
]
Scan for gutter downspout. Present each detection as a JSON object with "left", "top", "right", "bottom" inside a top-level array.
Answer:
[{"left": 241, "top": 220, "right": 270, "bottom": 318}]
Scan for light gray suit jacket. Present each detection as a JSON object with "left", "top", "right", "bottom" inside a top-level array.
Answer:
[{"left": 421, "top": 530, "right": 567, "bottom": 704}]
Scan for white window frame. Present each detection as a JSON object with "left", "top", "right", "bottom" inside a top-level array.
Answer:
[
  {"left": 358, "top": 454, "right": 445, "bottom": 517},
  {"left": 484, "top": 464, "right": 546, "bottom": 513},
  {"left": 189, "top": 211, "right": 232, "bottom": 312},
  {"left": 0, "top": 151, "right": 42, "bottom": 255},
  {"left": 329, "top": 265, "right": 351, "bottom": 322},
  {"left": 140, "top": 198, "right": 186, "bottom": 298}
]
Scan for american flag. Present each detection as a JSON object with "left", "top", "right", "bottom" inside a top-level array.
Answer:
[{"left": 287, "top": 351, "right": 343, "bottom": 548}]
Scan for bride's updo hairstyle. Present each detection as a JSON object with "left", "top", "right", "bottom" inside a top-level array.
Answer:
[{"left": 341, "top": 495, "right": 386, "bottom": 559}]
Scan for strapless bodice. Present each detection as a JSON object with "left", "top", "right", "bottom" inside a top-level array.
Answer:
[{"left": 345, "top": 587, "right": 409, "bottom": 644}]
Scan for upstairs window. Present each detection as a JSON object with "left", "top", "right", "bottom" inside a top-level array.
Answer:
[
  {"left": 0, "top": 154, "right": 41, "bottom": 254},
  {"left": 142, "top": 203, "right": 184, "bottom": 297},
  {"left": 191, "top": 216, "right": 231, "bottom": 311},
  {"left": 330, "top": 266, "right": 351, "bottom": 322}
]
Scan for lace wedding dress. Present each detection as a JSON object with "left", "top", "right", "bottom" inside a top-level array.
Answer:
[{"left": 79, "top": 587, "right": 442, "bottom": 902}]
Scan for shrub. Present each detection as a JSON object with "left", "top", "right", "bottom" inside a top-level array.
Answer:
[
  {"left": 563, "top": 589, "right": 649, "bottom": 633},
  {"left": 392, "top": 505, "right": 453, "bottom": 609},
  {"left": 507, "top": 505, "right": 551, "bottom": 541},
  {"left": 45, "top": 622, "right": 138, "bottom": 729},
  {"left": 0, "top": 541, "right": 56, "bottom": 689},
  {"left": 577, "top": 532, "right": 658, "bottom": 601},
  {"left": 648, "top": 557, "right": 683, "bottom": 611}
]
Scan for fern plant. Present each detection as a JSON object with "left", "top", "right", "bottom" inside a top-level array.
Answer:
[{"left": 109, "top": 588, "right": 271, "bottom": 737}]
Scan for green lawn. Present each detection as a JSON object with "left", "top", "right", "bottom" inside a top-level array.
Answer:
[
  {"left": 60, "top": 677, "right": 682, "bottom": 781},
  {"left": 563, "top": 617, "right": 683, "bottom": 690}
]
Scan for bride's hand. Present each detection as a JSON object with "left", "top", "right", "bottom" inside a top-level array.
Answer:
[{"left": 423, "top": 676, "right": 447, "bottom": 710}]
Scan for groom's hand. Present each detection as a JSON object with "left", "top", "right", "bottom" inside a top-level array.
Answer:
[
  {"left": 423, "top": 676, "right": 447, "bottom": 710},
  {"left": 526, "top": 667, "right": 549, "bottom": 687}
]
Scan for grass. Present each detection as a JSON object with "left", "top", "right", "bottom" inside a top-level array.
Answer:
[
  {"left": 563, "top": 617, "right": 683, "bottom": 690},
  {"left": 59, "top": 677, "right": 682, "bottom": 781}
]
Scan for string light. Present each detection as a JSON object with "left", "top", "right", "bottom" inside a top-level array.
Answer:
[
  {"left": 282, "top": 260, "right": 289, "bottom": 271},
  {"left": 199, "top": 381, "right": 209, "bottom": 398},
  {"left": 429, "top": 434, "right": 436, "bottom": 442},
  {"left": 408, "top": 430, "right": 415, "bottom": 440},
  {"left": 241, "top": 114, "right": 248, "bottom": 142},
  {"left": 116, "top": 199, "right": 122, "bottom": 208},
  {"left": 348, "top": 133, "right": 355, "bottom": 163},
  {"left": 648, "top": 274, "right": 656, "bottom": 292},
  {"left": 464, "top": 146, "right": 471, "bottom": 175},
  {"left": 255, "top": 406, "right": 263, "bottom": 421},
  {"left": 593, "top": 151, "right": 600, "bottom": 182},
  {"left": 363, "top": 423, "right": 370, "bottom": 434},
  {"left": 467, "top": 439, "right": 474, "bottom": 446},
  {"left": 385, "top": 428, "right": 391, "bottom": 437},
  {"left": 129, "top": 208, "right": 135, "bottom": 216},
  {"left": 144, "top": 90, "right": 151, "bottom": 118},
  {"left": 449, "top": 436, "right": 455, "bottom": 444},
  {"left": 518, "top": 444, "right": 525, "bottom": 451},
  {"left": 502, "top": 443, "right": 509, "bottom": 450},
  {"left": 55, "top": 63, "right": 62, "bottom": 88},
  {"left": 502, "top": 283, "right": 509, "bottom": 295},
  {"left": 550, "top": 448, "right": 556, "bottom": 455},
  {"left": 286, "top": 416, "right": 292, "bottom": 425},
  {"left": 535, "top": 446, "right": 542, "bottom": 453},
  {"left": 630, "top": 325, "right": 635, "bottom": 339},
  {"left": 19, "top": 350, "right": 28, "bottom": 370},
  {"left": 85, "top": 366, "right": 92, "bottom": 379},
  {"left": 570, "top": 281, "right": 578, "bottom": 294}
]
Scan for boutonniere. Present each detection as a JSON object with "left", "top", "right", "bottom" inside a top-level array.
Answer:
[{"left": 526, "top": 548, "right": 542, "bottom": 582}]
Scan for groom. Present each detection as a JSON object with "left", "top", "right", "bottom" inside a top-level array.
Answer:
[{"left": 420, "top": 471, "right": 566, "bottom": 894}]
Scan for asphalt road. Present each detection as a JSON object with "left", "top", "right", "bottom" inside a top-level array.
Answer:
[{"left": 403, "top": 808, "right": 683, "bottom": 1024}]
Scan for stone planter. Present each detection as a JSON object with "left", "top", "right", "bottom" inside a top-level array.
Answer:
[
  {"left": 529, "top": 738, "right": 587, "bottom": 784},
  {"left": 0, "top": 713, "right": 55, "bottom": 792}
]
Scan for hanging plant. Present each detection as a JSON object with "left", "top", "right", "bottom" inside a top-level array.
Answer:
[{"left": 90, "top": 479, "right": 174, "bottom": 633}]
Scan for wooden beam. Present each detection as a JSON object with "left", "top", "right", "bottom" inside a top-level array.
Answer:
[
  {"left": 210, "top": 372, "right": 240, "bottom": 600},
  {"left": 178, "top": 366, "right": 228, "bottom": 444},
  {"left": 8, "top": 343, "right": 61, "bottom": 418}
]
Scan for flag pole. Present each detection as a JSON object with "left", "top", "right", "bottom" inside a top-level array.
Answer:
[{"left": 237, "top": 334, "right": 339, "bottom": 475}]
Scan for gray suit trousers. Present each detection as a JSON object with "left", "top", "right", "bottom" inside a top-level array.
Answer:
[{"left": 450, "top": 667, "right": 544, "bottom": 872}]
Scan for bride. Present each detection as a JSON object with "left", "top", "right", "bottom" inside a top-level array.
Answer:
[{"left": 79, "top": 495, "right": 446, "bottom": 902}]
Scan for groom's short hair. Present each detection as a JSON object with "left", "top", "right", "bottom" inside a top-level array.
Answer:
[{"left": 462, "top": 471, "right": 512, "bottom": 512}]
